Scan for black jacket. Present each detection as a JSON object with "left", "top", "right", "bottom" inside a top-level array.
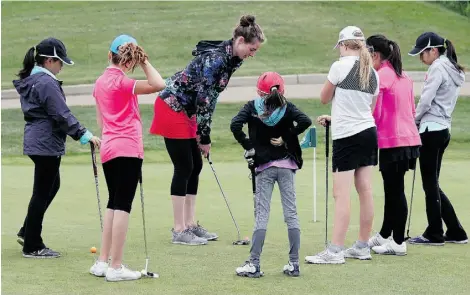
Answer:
[
  {"left": 13, "top": 72, "right": 87, "bottom": 156},
  {"left": 230, "top": 101, "right": 312, "bottom": 169}
]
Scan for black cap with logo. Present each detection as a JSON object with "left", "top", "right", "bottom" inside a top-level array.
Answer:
[
  {"left": 408, "top": 32, "right": 445, "bottom": 56},
  {"left": 36, "top": 38, "right": 74, "bottom": 65}
]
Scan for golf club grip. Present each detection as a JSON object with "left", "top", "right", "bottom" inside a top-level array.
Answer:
[
  {"left": 90, "top": 143, "right": 98, "bottom": 177},
  {"left": 325, "top": 122, "right": 330, "bottom": 156},
  {"left": 250, "top": 165, "right": 256, "bottom": 194}
]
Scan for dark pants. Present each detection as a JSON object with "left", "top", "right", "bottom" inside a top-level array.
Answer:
[
  {"left": 19, "top": 156, "right": 61, "bottom": 253},
  {"left": 379, "top": 163, "right": 409, "bottom": 244},
  {"left": 103, "top": 157, "right": 143, "bottom": 214},
  {"left": 419, "top": 129, "right": 467, "bottom": 242},
  {"left": 164, "top": 138, "right": 203, "bottom": 196}
]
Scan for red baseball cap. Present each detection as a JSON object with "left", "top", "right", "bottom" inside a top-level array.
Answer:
[{"left": 257, "top": 72, "right": 285, "bottom": 96}]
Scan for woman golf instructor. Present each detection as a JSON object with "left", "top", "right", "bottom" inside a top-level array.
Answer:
[{"left": 150, "top": 15, "right": 265, "bottom": 245}]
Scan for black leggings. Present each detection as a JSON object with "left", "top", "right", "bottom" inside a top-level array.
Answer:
[
  {"left": 419, "top": 129, "right": 467, "bottom": 242},
  {"left": 20, "top": 155, "right": 61, "bottom": 253},
  {"left": 379, "top": 162, "right": 409, "bottom": 244},
  {"left": 103, "top": 157, "right": 143, "bottom": 214},
  {"left": 164, "top": 138, "right": 203, "bottom": 196}
]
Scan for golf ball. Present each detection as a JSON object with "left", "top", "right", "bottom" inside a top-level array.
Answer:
[
  {"left": 141, "top": 269, "right": 146, "bottom": 275},
  {"left": 90, "top": 247, "right": 97, "bottom": 253},
  {"left": 244, "top": 236, "right": 249, "bottom": 240}
]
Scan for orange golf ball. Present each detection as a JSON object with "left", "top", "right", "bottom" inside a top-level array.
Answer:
[{"left": 90, "top": 247, "right": 97, "bottom": 253}]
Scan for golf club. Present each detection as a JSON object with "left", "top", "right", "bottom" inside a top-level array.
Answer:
[
  {"left": 138, "top": 171, "right": 159, "bottom": 278},
  {"left": 90, "top": 143, "right": 103, "bottom": 232},
  {"left": 325, "top": 121, "right": 330, "bottom": 247},
  {"left": 405, "top": 163, "right": 417, "bottom": 241},
  {"left": 206, "top": 153, "right": 250, "bottom": 246}
]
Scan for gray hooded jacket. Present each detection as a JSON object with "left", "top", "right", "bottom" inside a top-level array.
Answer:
[{"left": 415, "top": 55, "right": 465, "bottom": 128}]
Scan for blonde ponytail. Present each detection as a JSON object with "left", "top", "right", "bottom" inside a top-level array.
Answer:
[
  {"left": 343, "top": 39, "right": 373, "bottom": 90},
  {"left": 358, "top": 43, "right": 372, "bottom": 90}
]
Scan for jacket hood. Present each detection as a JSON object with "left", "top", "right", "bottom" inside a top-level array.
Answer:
[
  {"left": 435, "top": 55, "right": 465, "bottom": 87},
  {"left": 191, "top": 39, "right": 242, "bottom": 63},
  {"left": 13, "top": 73, "right": 42, "bottom": 99}
]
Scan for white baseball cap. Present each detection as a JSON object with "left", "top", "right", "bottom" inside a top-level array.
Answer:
[{"left": 334, "top": 26, "right": 365, "bottom": 49}]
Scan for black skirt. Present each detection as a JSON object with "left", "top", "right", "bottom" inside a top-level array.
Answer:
[
  {"left": 379, "top": 146, "right": 420, "bottom": 172},
  {"left": 332, "top": 127, "right": 378, "bottom": 172}
]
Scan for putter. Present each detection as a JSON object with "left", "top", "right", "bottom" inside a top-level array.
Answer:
[
  {"left": 90, "top": 143, "right": 103, "bottom": 232},
  {"left": 405, "top": 163, "right": 417, "bottom": 241},
  {"left": 206, "top": 153, "right": 250, "bottom": 245},
  {"left": 138, "top": 172, "right": 159, "bottom": 278},
  {"left": 324, "top": 121, "right": 330, "bottom": 247}
]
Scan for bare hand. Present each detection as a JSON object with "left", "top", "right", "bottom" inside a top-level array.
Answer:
[
  {"left": 270, "top": 137, "right": 284, "bottom": 147},
  {"left": 317, "top": 115, "right": 331, "bottom": 127},
  {"left": 199, "top": 143, "right": 211, "bottom": 158},
  {"left": 89, "top": 136, "right": 101, "bottom": 149}
]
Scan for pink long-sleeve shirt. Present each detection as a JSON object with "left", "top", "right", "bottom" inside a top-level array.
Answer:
[{"left": 373, "top": 61, "right": 421, "bottom": 149}]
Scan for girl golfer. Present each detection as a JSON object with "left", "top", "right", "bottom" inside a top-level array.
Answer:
[
  {"left": 149, "top": 15, "right": 265, "bottom": 246},
  {"left": 305, "top": 26, "right": 379, "bottom": 264},
  {"left": 407, "top": 32, "right": 467, "bottom": 246},
  {"left": 231, "top": 72, "right": 312, "bottom": 278},
  {"left": 89, "top": 34, "right": 165, "bottom": 281},
  {"left": 365, "top": 34, "right": 421, "bottom": 256},
  {"left": 13, "top": 37, "right": 100, "bottom": 259}
]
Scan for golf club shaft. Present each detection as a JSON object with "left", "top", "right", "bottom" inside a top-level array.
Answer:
[
  {"left": 206, "top": 156, "right": 242, "bottom": 239},
  {"left": 325, "top": 122, "right": 330, "bottom": 247},
  {"left": 90, "top": 143, "right": 103, "bottom": 232},
  {"left": 406, "top": 163, "right": 417, "bottom": 238},
  {"left": 139, "top": 173, "right": 149, "bottom": 260}
]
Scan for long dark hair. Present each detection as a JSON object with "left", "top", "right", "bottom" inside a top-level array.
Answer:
[
  {"left": 439, "top": 39, "right": 465, "bottom": 73},
  {"left": 366, "top": 34, "right": 403, "bottom": 77},
  {"left": 260, "top": 87, "right": 287, "bottom": 118},
  {"left": 17, "top": 47, "right": 53, "bottom": 79}
]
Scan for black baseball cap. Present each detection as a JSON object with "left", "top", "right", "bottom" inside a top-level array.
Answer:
[
  {"left": 36, "top": 37, "right": 74, "bottom": 65},
  {"left": 408, "top": 32, "right": 445, "bottom": 56}
]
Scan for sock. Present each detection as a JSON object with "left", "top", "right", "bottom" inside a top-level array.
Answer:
[
  {"left": 328, "top": 244, "right": 343, "bottom": 253},
  {"left": 355, "top": 240, "right": 369, "bottom": 249}
]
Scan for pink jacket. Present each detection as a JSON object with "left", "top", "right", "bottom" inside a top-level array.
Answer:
[{"left": 373, "top": 61, "right": 422, "bottom": 149}]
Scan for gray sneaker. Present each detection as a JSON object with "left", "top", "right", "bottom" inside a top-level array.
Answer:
[
  {"left": 344, "top": 244, "right": 372, "bottom": 260},
  {"left": 190, "top": 222, "right": 218, "bottom": 241},
  {"left": 172, "top": 229, "right": 208, "bottom": 245}
]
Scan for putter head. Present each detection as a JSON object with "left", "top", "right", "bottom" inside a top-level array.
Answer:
[
  {"left": 141, "top": 269, "right": 159, "bottom": 278},
  {"left": 233, "top": 239, "right": 250, "bottom": 245}
]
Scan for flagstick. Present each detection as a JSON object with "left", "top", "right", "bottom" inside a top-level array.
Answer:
[{"left": 313, "top": 147, "right": 317, "bottom": 222}]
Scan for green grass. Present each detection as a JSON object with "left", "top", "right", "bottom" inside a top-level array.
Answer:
[
  {"left": 2, "top": 98, "right": 470, "bottom": 293},
  {"left": 2, "top": 159, "right": 470, "bottom": 294},
  {"left": 2, "top": 98, "right": 470, "bottom": 165},
  {"left": 2, "top": 1, "right": 470, "bottom": 88}
]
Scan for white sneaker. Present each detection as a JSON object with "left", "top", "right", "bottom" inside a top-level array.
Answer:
[
  {"left": 105, "top": 265, "right": 142, "bottom": 282},
  {"left": 235, "top": 261, "right": 263, "bottom": 278},
  {"left": 305, "top": 249, "right": 345, "bottom": 264},
  {"left": 90, "top": 260, "right": 108, "bottom": 277},
  {"left": 368, "top": 233, "right": 389, "bottom": 247},
  {"left": 344, "top": 245, "right": 372, "bottom": 260},
  {"left": 372, "top": 240, "right": 407, "bottom": 256}
]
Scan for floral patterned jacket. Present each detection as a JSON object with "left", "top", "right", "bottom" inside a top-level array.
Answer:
[{"left": 159, "top": 39, "right": 244, "bottom": 144}]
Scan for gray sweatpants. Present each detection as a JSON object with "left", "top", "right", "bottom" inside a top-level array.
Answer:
[{"left": 249, "top": 166, "right": 300, "bottom": 265}]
